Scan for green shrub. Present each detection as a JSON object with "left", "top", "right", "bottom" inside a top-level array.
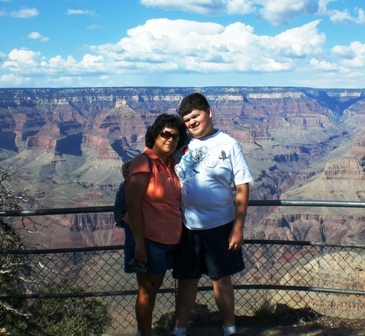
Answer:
[
  {"left": 253, "top": 296, "right": 276, "bottom": 321},
  {"left": 30, "top": 280, "right": 112, "bottom": 336}
]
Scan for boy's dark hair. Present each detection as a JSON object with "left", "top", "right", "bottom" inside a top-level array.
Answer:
[
  {"left": 178, "top": 93, "right": 210, "bottom": 117},
  {"left": 145, "top": 113, "right": 187, "bottom": 150}
]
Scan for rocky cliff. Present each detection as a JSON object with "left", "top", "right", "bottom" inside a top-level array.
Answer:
[
  {"left": 280, "top": 250, "right": 365, "bottom": 319},
  {"left": 1, "top": 86, "right": 364, "bottom": 247}
]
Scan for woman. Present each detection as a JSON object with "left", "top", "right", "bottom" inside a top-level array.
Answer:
[{"left": 122, "top": 113, "right": 187, "bottom": 336}]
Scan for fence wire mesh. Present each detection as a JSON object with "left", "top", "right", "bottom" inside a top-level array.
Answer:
[{"left": 1, "top": 241, "right": 365, "bottom": 335}]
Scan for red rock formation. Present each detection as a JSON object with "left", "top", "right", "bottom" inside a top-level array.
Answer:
[
  {"left": 323, "top": 159, "right": 365, "bottom": 180},
  {"left": 1, "top": 87, "right": 365, "bottom": 247},
  {"left": 26, "top": 122, "right": 60, "bottom": 151}
]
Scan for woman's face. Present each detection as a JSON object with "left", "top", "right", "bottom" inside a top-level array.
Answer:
[{"left": 153, "top": 126, "right": 180, "bottom": 158}]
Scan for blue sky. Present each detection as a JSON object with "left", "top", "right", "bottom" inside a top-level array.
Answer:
[{"left": 0, "top": 0, "right": 364, "bottom": 89}]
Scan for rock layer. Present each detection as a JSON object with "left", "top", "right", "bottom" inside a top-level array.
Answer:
[{"left": 1, "top": 86, "right": 365, "bottom": 247}]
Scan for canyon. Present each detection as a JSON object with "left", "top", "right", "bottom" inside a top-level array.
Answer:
[{"left": 0, "top": 86, "right": 364, "bottom": 248}]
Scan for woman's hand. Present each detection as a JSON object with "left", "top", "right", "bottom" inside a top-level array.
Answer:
[{"left": 134, "top": 241, "right": 148, "bottom": 263}]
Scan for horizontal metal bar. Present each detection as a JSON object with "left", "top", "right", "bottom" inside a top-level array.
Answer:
[
  {"left": 0, "top": 287, "right": 178, "bottom": 299},
  {"left": 0, "top": 244, "right": 126, "bottom": 255},
  {"left": 2, "top": 239, "right": 365, "bottom": 255},
  {"left": 1, "top": 200, "right": 364, "bottom": 217},
  {"left": 0, "top": 206, "right": 115, "bottom": 217},
  {"left": 1, "top": 285, "right": 364, "bottom": 299},
  {"left": 249, "top": 200, "right": 365, "bottom": 208},
  {"left": 231, "top": 284, "right": 365, "bottom": 296},
  {"left": 246, "top": 239, "right": 365, "bottom": 249}
]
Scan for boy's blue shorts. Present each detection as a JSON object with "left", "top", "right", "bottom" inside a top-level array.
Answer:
[{"left": 173, "top": 221, "right": 245, "bottom": 279}]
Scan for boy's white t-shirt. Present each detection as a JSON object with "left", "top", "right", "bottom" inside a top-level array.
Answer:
[{"left": 174, "top": 130, "right": 253, "bottom": 230}]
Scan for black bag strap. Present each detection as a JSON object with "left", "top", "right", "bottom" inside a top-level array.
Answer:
[{"left": 114, "top": 152, "right": 152, "bottom": 227}]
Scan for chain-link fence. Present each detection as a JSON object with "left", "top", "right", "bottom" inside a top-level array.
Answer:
[
  {"left": 1, "top": 201, "right": 365, "bottom": 335},
  {"left": 1, "top": 240, "right": 365, "bottom": 335}
]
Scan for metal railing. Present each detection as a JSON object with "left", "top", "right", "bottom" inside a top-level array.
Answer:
[{"left": 1, "top": 200, "right": 365, "bottom": 335}]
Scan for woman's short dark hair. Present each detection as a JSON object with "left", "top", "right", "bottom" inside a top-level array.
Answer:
[
  {"left": 145, "top": 113, "right": 187, "bottom": 150},
  {"left": 178, "top": 93, "right": 210, "bottom": 117}
]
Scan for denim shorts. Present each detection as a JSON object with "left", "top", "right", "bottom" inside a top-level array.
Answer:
[
  {"left": 124, "top": 224, "right": 175, "bottom": 276},
  {"left": 173, "top": 221, "right": 245, "bottom": 280}
]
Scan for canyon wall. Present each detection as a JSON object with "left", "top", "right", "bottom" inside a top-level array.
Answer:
[{"left": 0, "top": 87, "right": 364, "bottom": 247}]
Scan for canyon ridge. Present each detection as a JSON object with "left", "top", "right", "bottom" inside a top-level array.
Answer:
[{"left": 0, "top": 86, "right": 364, "bottom": 248}]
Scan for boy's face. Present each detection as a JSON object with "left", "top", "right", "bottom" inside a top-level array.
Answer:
[{"left": 182, "top": 108, "right": 214, "bottom": 139}]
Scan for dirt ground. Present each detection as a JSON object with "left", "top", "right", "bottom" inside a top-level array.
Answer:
[
  {"left": 184, "top": 317, "right": 365, "bottom": 336},
  {"left": 152, "top": 304, "right": 365, "bottom": 336}
]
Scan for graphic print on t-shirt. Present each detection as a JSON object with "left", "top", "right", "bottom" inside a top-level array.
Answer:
[{"left": 175, "top": 142, "right": 231, "bottom": 184}]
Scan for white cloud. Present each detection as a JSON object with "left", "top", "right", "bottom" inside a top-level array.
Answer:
[
  {"left": 2, "top": 48, "right": 40, "bottom": 71},
  {"left": 141, "top": 0, "right": 321, "bottom": 25},
  {"left": 79, "top": 54, "right": 105, "bottom": 71},
  {"left": 142, "top": 0, "right": 255, "bottom": 15},
  {"left": 10, "top": 7, "right": 39, "bottom": 18},
  {"left": 318, "top": 0, "right": 336, "bottom": 13},
  {"left": 258, "top": 0, "right": 319, "bottom": 25},
  {"left": 46, "top": 55, "right": 77, "bottom": 70},
  {"left": 317, "top": 1, "right": 365, "bottom": 25},
  {"left": 1, "top": 19, "right": 326, "bottom": 78},
  {"left": 331, "top": 8, "right": 365, "bottom": 24},
  {"left": 141, "top": 1, "right": 365, "bottom": 27},
  {"left": 66, "top": 9, "right": 96, "bottom": 16},
  {"left": 306, "top": 40, "right": 365, "bottom": 87},
  {"left": 332, "top": 41, "right": 365, "bottom": 68},
  {"left": 90, "top": 19, "right": 325, "bottom": 74},
  {"left": 332, "top": 45, "right": 355, "bottom": 59},
  {"left": 273, "top": 20, "right": 325, "bottom": 56},
  {"left": 1, "top": 14, "right": 363, "bottom": 88},
  {"left": 310, "top": 58, "right": 338, "bottom": 71},
  {"left": 27, "top": 32, "right": 49, "bottom": 43},
  {"left": 0, "top": 74, "right": 30, "bottom": 87}
]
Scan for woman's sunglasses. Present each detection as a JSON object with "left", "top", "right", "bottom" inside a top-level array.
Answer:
[{"left": 160, "top": 130, "right": 180, "bottom": 141}]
